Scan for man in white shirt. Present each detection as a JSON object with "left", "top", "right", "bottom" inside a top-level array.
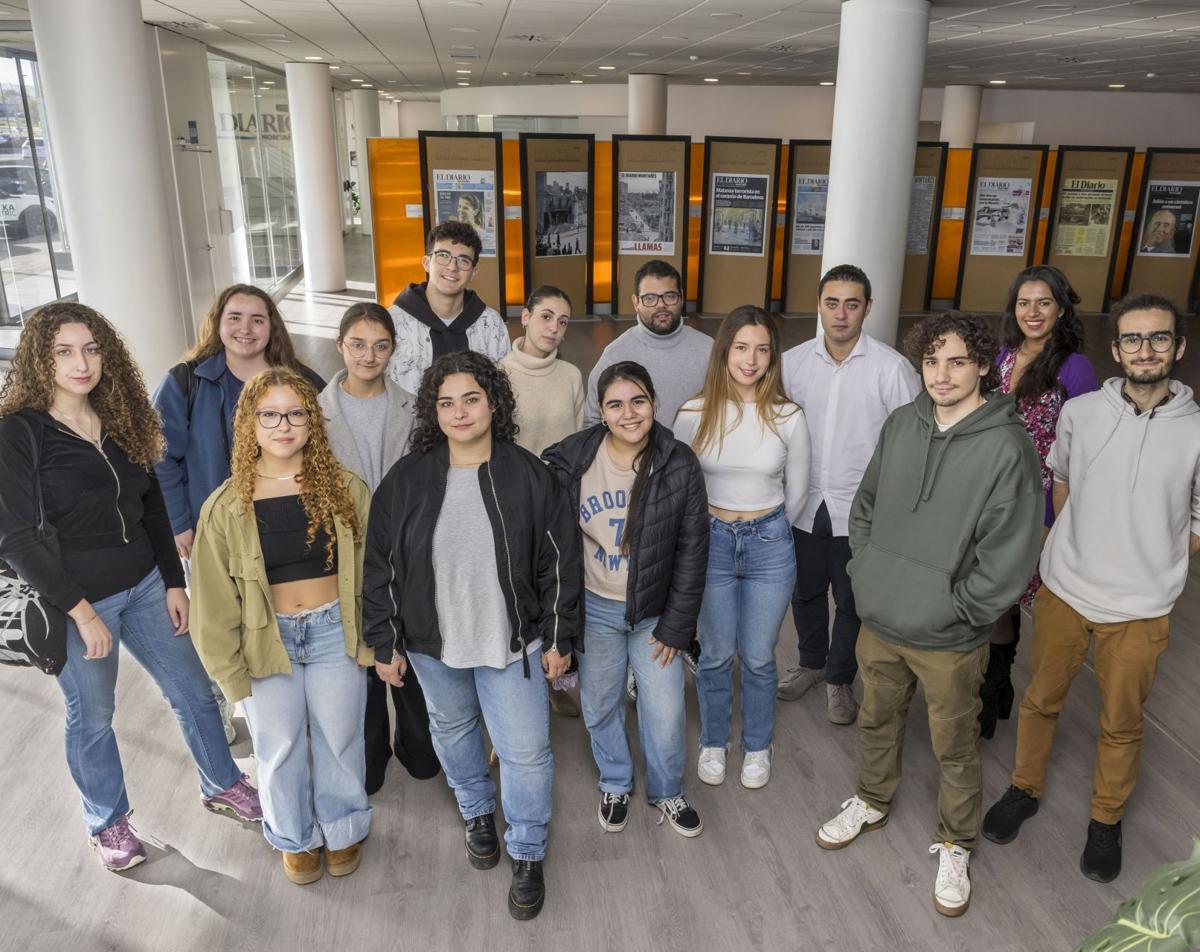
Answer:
[{"left": 777, "top": 264, "right": 920, "bottom": 724}]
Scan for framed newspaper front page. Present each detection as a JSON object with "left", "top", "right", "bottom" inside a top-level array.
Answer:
[
  {"left": 698, "top": 136, "right": 782, "bottom": 314},
  {"left": 1123, "top": 148, "right": 1200, "bottom": 312},
  {"left": 900, "top": 142, "right": 949, "bottom": 312},
  {"left": 1043, "top": 145, "right": 1134, "bottom": 313},
  {"left": 781, "top": 140, "right": 831, "bottom": 314},
  {"left": 611, "top": 135, "right": 691, "bottom": 317}
]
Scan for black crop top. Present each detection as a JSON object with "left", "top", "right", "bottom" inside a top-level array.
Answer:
[{"left": 253, "top": 495, "right": 338, "bottom": 585}]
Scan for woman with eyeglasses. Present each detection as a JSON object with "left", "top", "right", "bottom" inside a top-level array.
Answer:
[
  {"left": 980, "top": 265, "right": 1099, "bottom": 738},
  {"left": 319, "top": 302, "right": 440, "bottom": 794},
  {"left": 190, "top": 367, "right": 375, "bottom": 886}
]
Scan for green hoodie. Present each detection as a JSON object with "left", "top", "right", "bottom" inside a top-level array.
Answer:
[{"left": 848, "top": 390, "right": 1043, "bottom": 652}]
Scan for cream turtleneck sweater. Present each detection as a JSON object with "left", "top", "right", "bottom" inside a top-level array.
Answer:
[{"left": 501, "top": 336, "right": 586, "bottom": 456}]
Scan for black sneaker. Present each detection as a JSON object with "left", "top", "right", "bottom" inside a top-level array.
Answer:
[
  {"left": 655, "top": 795, "right": 703, "bottom": 838},
  {"left": 1080, "top": 819, "right": 1122, "bottom": 883},
  {"left": 598, "top": 792, "right": 629, "bottom": 832},
  {"left": 508, "top": 859, "right": 545, "bottom": 920},
  {"left": 982, "top": 785, "right": 1040, "bottom": 845},
  {"left": 465, "top": 813, "right": 500, "bottom": 869}
]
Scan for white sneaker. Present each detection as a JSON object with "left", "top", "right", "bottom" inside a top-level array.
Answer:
[
  {"left": 214, "top": 687, "right": 237, "bottom": 744},
  {"left": 929, "top": 842, "right": 971, "bottom": 917},
  {"left": 740, "top": 747, "right": 772, "bottom": 789},
  {"left": 816, "top": 795, "right": 888, "bottom": 850},
  {"left": 697, "top": 746, "right": 727, "bottom": 786}
]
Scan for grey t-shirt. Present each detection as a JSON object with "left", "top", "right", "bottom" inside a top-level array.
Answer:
[
  {"left": 433, "top": 466, "right": 540, "bottom": 668},
  {"left": 336, "top": 386, "right": 389, "bottom": 491}
]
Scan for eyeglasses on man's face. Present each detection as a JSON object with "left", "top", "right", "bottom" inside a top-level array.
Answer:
[
  {"left": 430, "top": 249, "right": 476, "bottom": 270},
  {"left": 638, "top": 291, "right": 682, "bottom": 308},
  {"left": 1115, "top": 332, "right": 1179, "bottom": 354},
  {"left": 255, "top": 408, "right": 311, "bottom": 428},
  {"left": 343, "top": 339, "right": 393, "bottom": 358}
]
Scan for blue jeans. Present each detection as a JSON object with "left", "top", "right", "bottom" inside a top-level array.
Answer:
[
  {"left": 697, "top": 506, "right": 796, "bottom": 752},
  {"left": 56, "top": 567, "right": 241, "bottom": 836},
  {"left": 408, "top": 647, "right": 553, "bottom": 862},
  {"left": 577, "top": 591, "right": 686, "bottom": 803},
  {"left": 241, "top": 601, "right": 371, "bottom": 852}
]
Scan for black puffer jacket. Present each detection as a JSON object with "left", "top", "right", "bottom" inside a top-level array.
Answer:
[{"left": 542, "top": 422, "right": 709, "bottom": 650}]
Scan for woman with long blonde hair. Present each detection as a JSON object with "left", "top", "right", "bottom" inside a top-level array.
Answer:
[
  {"left": 673, "top": 306, "right": 809, "bottom": 790},
  {"left": 189, "top": 367, "right": 375, "bottom": 886},
  {"left": 0, "top": 303, "right": 260, "bottom": 873}
]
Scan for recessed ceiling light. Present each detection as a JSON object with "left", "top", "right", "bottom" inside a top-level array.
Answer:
[
  {"left": 703, "top": 77, "right": 719, "bottom": 83},
  {"left": 583, "top": 74, "right": 596, "bottom": 78},
  {"left": 304, "top": 56, "right": 323, "bottom": 61},
  {"left": 989, "top": 79, "right": 1007, "bottom": 84},
  {"left": 448, "top": 1, "right": 482, "bottom": 5},
  {"left": 819, "top": 81, "right": 834, "bottom": 86},
  {"left": 599, "top": 65, "right": 616, "bottom": 70},
  {"left": 388, "top": 80, "right": 398, "bottom": 84},
  {"left": 710, "top": 11, "right": 743, "bottom": 17},
  {"left": 226, "top": 19, "right": 254, "bottom": 25},
  {"left": 628, "top": 52, "right": 649, "bottom": 57},
  {"left": 1035, "top": 3, "right": 1074, "bottom": 9},
  {"left": 570, "top": 79, "right": 583, "bottom": 84},
  {"left": 449, "top": 44, "right": 475, "bottom": 50},
  {"left": 661, "top": 35, "right": 687, "bottom": 41},
  {"left": 735, "top": 71, "right": 752, "bottom": 76},
  {"left": 351, "top": 78, "right": 363, "bottom": 82},
  {"left": 1108, "top": 83, "right": 1125, "bottom": 88},
  {"left": 330, "top": 65, "right": 340, "bottom": 70},
  {"left": 1145, "top": 72, "right": 1156, "bottom": 78},
  {"left": 457, "top": 81, "right": 470, "bottom": 86},
  {"left": 449, "top": 27, "right": 478, "bottom": 33},
  {"left": 456, "top": 69, "right": 471, "bottom": 74},
  {"left": 362, "top": 84, "right": 373, "bottom": 88}
]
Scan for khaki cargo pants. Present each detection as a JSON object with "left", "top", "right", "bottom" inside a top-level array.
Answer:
[
  {"left": 855, "top": 625, "right": 989, "bottom": 849},
  {"left": 1012, "top": 585, "right": 1169, "bottom": 825}
]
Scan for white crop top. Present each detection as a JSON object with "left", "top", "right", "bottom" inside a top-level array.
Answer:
[{"left": 673, "top": 398, "right": 810, "bottom": 525}]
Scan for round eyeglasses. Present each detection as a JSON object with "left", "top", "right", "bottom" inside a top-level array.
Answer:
[
  {"left": 343, "top": 339, "right": 393, "bottom": 358},
  {"left": 1115, "top": 332, "right": 1179, "bottom": 354}
]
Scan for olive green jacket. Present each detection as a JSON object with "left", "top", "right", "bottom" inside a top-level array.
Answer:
[{"left": 190, "top": 469, "right": 374, "bottom": 702}]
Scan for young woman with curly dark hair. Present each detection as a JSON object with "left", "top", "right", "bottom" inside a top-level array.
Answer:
[
  {"left": 362, "top": 350, "right": 580, "bottom": 921},
  {"left": 981, "top": 266, "right": 1099, "bottom": 739},
  {"left": 0, "top": 303, "right": 260, "bottom": 873},
  {"left": 189, "top": 367, "right": 374, "bottom": 886}
]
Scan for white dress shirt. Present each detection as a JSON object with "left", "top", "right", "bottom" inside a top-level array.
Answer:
[{"left": 782, "top": 332, "right": 920, "bottom": 536}]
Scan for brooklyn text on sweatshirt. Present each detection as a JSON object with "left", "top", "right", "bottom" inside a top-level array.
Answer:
[
  {"left": 578, "top": 439, "right": 637, "bottom": 601},
  {"left": 1040, "top": 377, "right": 1200, "bottom": 623}
]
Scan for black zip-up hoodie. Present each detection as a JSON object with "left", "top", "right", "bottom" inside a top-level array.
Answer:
[
  {"left": 542, "top": 422, "right": 709, "bottom": 650},
  {"left": 362, "top": 438, "right": 581, "bottom": 674},
  {"left": 0, "top": 409, "right": 185, "bottom": 610}
]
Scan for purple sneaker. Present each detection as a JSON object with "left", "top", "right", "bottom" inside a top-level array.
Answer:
[
  {"left": 203, "top": 777, "right": 263, "bottom": 823},
  {"left": 89, "top": 816, "right": 146, "bottom": 872}
]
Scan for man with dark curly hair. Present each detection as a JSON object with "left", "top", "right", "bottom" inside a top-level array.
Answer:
[{"left": 814, "top": 312, "right": 1043, "bottom": 918}]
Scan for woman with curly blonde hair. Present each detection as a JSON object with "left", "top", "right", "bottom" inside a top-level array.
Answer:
[
  {"left": 189, "top": 366, "right": 375, "bottom": 886},
  {"left": 0, "top": 302, "right": 261, "bottom": 873}
]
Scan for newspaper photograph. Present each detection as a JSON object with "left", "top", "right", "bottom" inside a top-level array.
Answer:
[
  {"left": 790, "top": 173, "right": 827, "bottom": 256},
  {"left": 1052, "top": 178, "right": 1117, "bottom": 257},
  {"left": 617, "top": 171, "right": 675, "bottom": 255},
  {"left": 534, "top": 171, "right": 587, "bottom": 258},
  {"left": 969, "top": 176, "right": 1033, "bottom": 256},
  {"left": 710, "top": 173, "right": 769, "bottom": 256},
  {"left": 905, "top": 175, "right": 937, "bottom": 255},
  {"left": 433, "top": 169, "right": 497, "bottom": 257},
  {"left": 1137, "top": 180, "right": 1199, "bottom": 258}
]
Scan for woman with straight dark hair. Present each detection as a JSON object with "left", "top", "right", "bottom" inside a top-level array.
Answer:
[
  {"left": 363, "top": 350, "right": 579, "bottom": 921},
  {"left": 980, "top": 265, "right": 1099, "bottom": 737},
  {"left": 319, "top": 302, "right": 439, "bottom": 793},
  {"left": 543, "top": 361, "right": 709, "bottom": 839},
  {"left": 0, "top": 303, "right": 260, "bottom": 873},
  {"left": 674, "top": 306, "right": 808, "bottom": 790}
]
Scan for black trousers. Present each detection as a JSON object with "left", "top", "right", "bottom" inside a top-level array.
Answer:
[
  {"left": 789, "top": 501, "right": 860, "bottom": 686},
  {"left": 364, "top": 666, "right": 440, "bottom": 793}
]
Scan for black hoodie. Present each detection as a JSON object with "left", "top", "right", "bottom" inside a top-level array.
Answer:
[{"left": 393, "top": 282, "right": 488, "bottom": 359}]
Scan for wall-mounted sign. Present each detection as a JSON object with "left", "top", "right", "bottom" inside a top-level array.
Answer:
[
  {"left": 790, "top": 173, "right": 827, "bottom": 255},
  {"left": 710, "top": 172, "right": 769, "bottom": 257},
  {"left": 969, "top": 176, "right": 1033, "bottom": 256},
  {"left": 433, "top": 168, "right": 497, "bottom": 257},
  {"left": 534, "top": 171, "right": 588, "bottom": 258},
  {"left": 1137, "top": 180, "right": 1200, "bottom": 258},
  {"left": 617, "top": 170, "right": 676, "bottom": 255}
]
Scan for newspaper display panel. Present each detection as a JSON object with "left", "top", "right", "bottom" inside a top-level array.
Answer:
[
  {"left": 710, "top": 173, "right": 769, "bottom": 256},
  {"left": 617, "top": 171, "right": 676, "bottom": 256},
  {"left": 969, "top": 176, "right": 1033, "bottom": 256},
  {"left": 1052, "top": 178, "right": 1118, "bottom": 257},
  {"left": 433, "top": 169, "right": 497, "bottom": 257},
  {"left": 1136, "top": 180, "right": 1200, "bottom": 258},
  {"left": 790, "top": 173, "right": 827, "bottom": 256},
  {"left": 534, "top": 171, "right": 588, "bottom": 258},
  {"left": 905, "top": 175, "right": 937, "bottom": 256}
]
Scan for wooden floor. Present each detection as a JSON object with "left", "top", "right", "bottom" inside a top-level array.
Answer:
[{"left": 4, "top": 240, "right": 1199, "bottom": 952}]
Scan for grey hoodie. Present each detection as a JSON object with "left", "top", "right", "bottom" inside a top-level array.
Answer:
[{"left": 1041, "top": 377, "right": 1200, "bottom": 623}]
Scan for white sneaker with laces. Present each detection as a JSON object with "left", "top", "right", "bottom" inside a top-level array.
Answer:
[
  {"left": 816, "top": 795, "right": 888, "bottom": 850},
  {"left": 929, "top": 842, "right": 971, "bottom": 917},
  {"left": 697, "top": 746, "right": 727, "bottom": 785},
  {"left": 740, "top": 747, "right": 772, "bottom": 789}
]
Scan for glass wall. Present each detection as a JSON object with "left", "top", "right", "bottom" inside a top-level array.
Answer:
[
  {"left": 0, "top": 49, "right": 73, "bottom": 326},
  {"left": 207, "top": 54, "right": 300, "bottom": 291}
]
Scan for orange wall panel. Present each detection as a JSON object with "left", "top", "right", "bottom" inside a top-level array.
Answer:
[
  {"left": 931, "top": 148, "right": 972, "bottom": 301},
  {"left": 369, "top": 138, "right": 428, "bottom": 308}
]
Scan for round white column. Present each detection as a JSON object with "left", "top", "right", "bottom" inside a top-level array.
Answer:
[
  {"left": 29, "top": 0, "right": 187, "bottom": 380},
  {"left": 628, "top": 74, "right": 667, "bottom": 135},
  {"left": 941, "top": 84, "right": 982, "bottom": 149},
  {"left": 350, "top": 88, "right": 381, "bottom": 237},
  {"left": 822, "top": 0, "right": 931, "bottom": 345},
  {"left": 285, "top": 63, "right": 346, "bottom": 292}
]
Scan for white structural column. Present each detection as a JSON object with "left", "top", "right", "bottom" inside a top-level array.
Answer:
[
  {"left": 30, "top": 0, "right": 187, "bottom": 379},
  {"left": 628, "top": 74, "right": 667, "bottom": 135},
  {"left": 821, "top": 0, "right": 931, "bottom": 346},
  {"left": 941, "top": 84, "right": 982, "bottom": 149},
  {"left": 351, "top": 88, "right": 381, "bottom": 237},
  {"left": 285, "top": 62, "right": 346, "bottom": 292}
]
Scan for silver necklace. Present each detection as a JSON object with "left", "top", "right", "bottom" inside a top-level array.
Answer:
[
  {"left": 255, "top": 470, "right": 302, "bottom": 481},
  {"left": 50, "top": 406, "right": 101, "bottom": 446}
]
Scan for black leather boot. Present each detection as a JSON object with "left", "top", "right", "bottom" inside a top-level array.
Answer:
[
  {"left": 465, "top": 813, "right": 500, "bottom": 869},
  {"left": 979, "top": 608, "right": 1021, "bottom": 740},
  {"left": 508, "top": 859, "right": 545, "bottom": 920}
]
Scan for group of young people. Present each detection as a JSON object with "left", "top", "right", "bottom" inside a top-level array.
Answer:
[{"left": 0, "top": 216, "right": 1195, "bottom": 924}]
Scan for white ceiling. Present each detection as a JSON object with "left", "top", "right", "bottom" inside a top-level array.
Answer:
[{"left": 3, "top": 0, "right": 1200, "bottom": 102}]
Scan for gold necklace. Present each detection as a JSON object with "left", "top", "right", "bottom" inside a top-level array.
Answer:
[{"left": 255, "top": 470, "right": 302, "bottom": 481}]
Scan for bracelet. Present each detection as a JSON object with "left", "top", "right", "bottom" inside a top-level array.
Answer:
[{"left": 78, "top": 614, "right": 99, "bottom": 626}]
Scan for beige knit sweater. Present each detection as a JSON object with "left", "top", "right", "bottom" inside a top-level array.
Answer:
[{"left": 501, "top": 336, "right": 586, "bottom": 456}]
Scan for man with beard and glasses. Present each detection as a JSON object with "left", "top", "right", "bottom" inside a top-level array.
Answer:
[
  {"left": 983, "top": 292, "right": 1200, "bottom": 885},
  {"left": 585, "top": 260, "right": 712, "bottom": 427}
]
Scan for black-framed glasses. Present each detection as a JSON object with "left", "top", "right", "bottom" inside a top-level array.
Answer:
[
  {"left": 1115, "top": 332, "right": 1179, "bottom": 354},
  {"left": 255, "top": 408, "right": 311, "bottom": 428},
  {"left": 430, "top": 249, "right": 476, "bottom": 270},
  {"left": 343, "top": 339, "right": 394, "bottom": 358},
  {"left": 638, "top": 291, "right": 682, "bottom": 307}
]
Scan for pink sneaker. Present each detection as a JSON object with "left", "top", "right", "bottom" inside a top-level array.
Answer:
[
  {"left": 90, "top": 815, "right": 146, "bottom": 872},
  {"left": 203, "top": 777, "right": 263, "bottom": 822}
]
